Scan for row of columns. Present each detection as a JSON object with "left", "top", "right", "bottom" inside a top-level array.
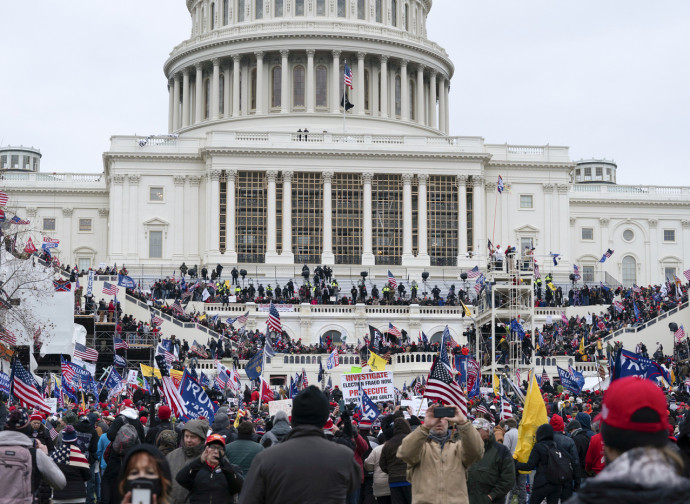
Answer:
[
  {"left": 208, "top": 170, "right": 484, "bottom": 265},
  {"left": 168, "top": 51, "right": 451, "bottom": 133}
]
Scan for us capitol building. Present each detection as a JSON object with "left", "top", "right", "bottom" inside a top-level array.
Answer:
[{"left": 3, "top": 0, "right": 690, "bottom": 291}]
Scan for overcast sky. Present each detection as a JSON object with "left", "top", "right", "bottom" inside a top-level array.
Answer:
[{"left": 2, "top": 1, "right": 688, "bottom": 185}]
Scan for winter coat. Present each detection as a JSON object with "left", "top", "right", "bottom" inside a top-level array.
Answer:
[
  {"left": 467, "top": 435, "right": 516, "bottom": 504},
  {"left": 503, "top": 427, "right": 518, "bottom": 455},
  {"left": 379, "top": 417, "right": 412, "bottom": 484},
  {"left": 238, "top": 424, "right": 359, "bottom": 504},
  {"left": 493, "top": 424, "right": 505, "bottom": 444},
  {"left": 166, "top": 419, "right": 209, "bottom": 504},
  {"left": 29, "top": 425, "right": 54, "bottom": 453},
  {"left": 225, "top": 437, "right": 263, "bottom": 477},
  {"left": 576, "top": 412, "right": 595, "bottom": 438},
  {"left": 145, "top": 419, "right": 176, "bottom": 446},
  {"left": 570, "top": 428, "right": 591, "bottom": 475},
  {"left": 554, "top": 431, "right": 580, "bottom": 485},
  {"left": 102, "top": 408, "right": 146, "bottom": 504},
  {"left": 210, "top": 413, "right": 238, "bottom": 444},
  {"left": 259, "top": 410, "right": 291, "bottom": 448},
  {"left": 364, "top": 444, "right": 390, "bottom": 497},
  {"left": 396, "top": 421, "right": 484, "bottom": 504},
  {"left": 564, "top": 447, "right": 690, "bottom": 504},
  {"left": 51, "top": 443, "right": 91, "bottom": 501},
  {"left": 584, "top": 433, "right": 605, "bottom": 475},
  {"left": 176, "top": 455, "right": 243, "bottom": 504},
  {"left": 515, "top": 424, "right": 558, "bottom": 490},
  {"left": 0, "top": 430, "right": 66, "bottom": 491},
  {"left": 74, "top": 419, "right": 99, "bottom": 464}
]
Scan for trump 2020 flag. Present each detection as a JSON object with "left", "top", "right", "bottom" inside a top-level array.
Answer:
[{"left": 358, "top": 382, "right": 381, "bottom": 422}]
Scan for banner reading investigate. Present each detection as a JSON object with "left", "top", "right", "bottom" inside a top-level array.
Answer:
[{"left": 340, "top": 371, "right": 394, "bottom": 404}]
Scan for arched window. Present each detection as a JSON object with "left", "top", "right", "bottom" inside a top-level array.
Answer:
[
  {"left": 204, "top": 78, "right": 211, "bottom": 119},
  {"left": 357, "top": 0, "right": 365, "bottom": 19},
  {"left": 337, "top": 0, "right": 346, "bottom": 17},
  {"left": 409, "top": 79, "right": 415, "bottom": 120},
  {"left": 219, "top": 74, "right": 225, "bottom": 114},
  {"left": 324, "top": 330, "right": 342, "bottom": 343},
  {"left": 316, "top": 0, "right": 326, "bottom": 16},
  {"left": 375, "top": 0, "right": 382, "bottom": 22},
  {"left": 238, "top": 0, "right": 245, "bottom": 21},
  {"left": 315, "top": 65, "right": 328, "bottom": 108},
  {"left": 394, "top": 74, "right": 401, "bottom": 117},
  {"left": 223, "top": 0, "right": 229, "bottom": 25},
  {"left": 275, "top": 0, "right": 284, "bottom": 16},
  {"left": 404, "top": 3, "right": 409, "bottom": 31},
  {"left": 295, "top": 0, "right": 305, "bottom": 16},
  {"left": 210, "top": 2, "right": 216, "bottom": 29},
  {"left": 430, "top": 332, "right": 444, "bottom": 344},
  {"left": 293, "top": 65, "right": 306, "bottom": 108},
  {"left": 391, "top": 0, "right": 397, "bottom": 27},
  {"left": 255, "top": 0, "right": 263, "bottom": 19},
  {"left": 364, "top": 69, "right": 370, "bottom": 112},
  {"left": 271, "top": 66, "right": 281, "bottom": 108},
  {"left": 622, "top": 256, "right": 637, "bottom": 286},
  {"left": 250, "top": 68, "right": 257, "bottom": 111}
]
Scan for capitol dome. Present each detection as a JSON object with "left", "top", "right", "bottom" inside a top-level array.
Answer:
[{"left": 164, "top": 0, "right": 454, "bottom": 136}]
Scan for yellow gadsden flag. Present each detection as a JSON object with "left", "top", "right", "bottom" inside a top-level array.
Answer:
[
  {"left": 513, "top": 372, "right": 548, "bottom": 472},
  {"left": 368, "top": 351, "right": 388, "bottom": 371},
  {"left": 460, "top": 301, "right": 472, "bottom": 318},
  {"left": 140, "top": 363, "right": 162, "bottom": 379},
  {"left": 493, "top": 374, "right": 501, "bottom": 397}
]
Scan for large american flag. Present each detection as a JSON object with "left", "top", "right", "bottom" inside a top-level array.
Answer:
[
  {"left": 501, "top": 395, "right": 514, "bottom": 420},
  {"left": 161, "top": 374, "right": 188, "bottom": 418},
  {"left": 388, "top": 323, "right": 402, "bottom": 339},
  {"left": 74, "top": 342, "right": 99, "bottom": 362},
  {"left": 0, "top": 327, "right": 17, "bottom": 346},
  {"left": 423, "top": 357, "right": 467, "bottom": 416},
  {"left": 465, "top": 266, "right": 481, "bottom": 279},
  {"left": 150, "top": 313, "right": 164, "bottom": 326},
  {"left": 171, "top": 299, "right": 184, "bottom": 315},
  {"left": 267, "top": 302, "right": 282, "bottom": 333},
  {"left": 10, "top": 216, "right": 30, "bottom": 225},
  {"left": 676, "top": 325, "right": 686, "bottom": 344},
  {"left": 237, "top": 311, "right": 249, "bottom": 324},
  {"left": 102, "top": 281, "right": 119, "bottom": 296},
  {"left": 387, "top": 270, "right": 397, "bottom": 289},
  {"left": 344, "top": 62, "right": 353, "bottom": 89},
  {"left": 11, "top": 360, "right": 51, "bottom": 414},
  {"left": 113, "top": 336, "right": 128, "bottom": 350},
  {"left": 156, "top": 344, "right": 175, "bottom": 365}
]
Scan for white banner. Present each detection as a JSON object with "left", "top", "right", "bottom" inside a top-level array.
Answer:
[
  {"left": 268, "top": 399, "right": 293, "bottom": 417},
  {"left": 127, "top": 369, "right": 139, "bottom": 385},
  {"left": 258, "top": 304, "right": 294, "bottom": 312},
  {"left": 401, "top": 397, "right": 428, "bottom": 418},
  {"left": 86, "top": 270, "right": 94, "bottom": 297},
  {"left": 340, "top": 371, "right": 395, "bottom": 404},
  {"left": 45, "top": 398, "right": 58, "bottom": 414}
]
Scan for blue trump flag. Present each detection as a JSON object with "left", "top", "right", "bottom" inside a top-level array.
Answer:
[
  {"left": 118, "top": 273, "right": 136, "bottom": 289},
  {"left": 113, "top": 354, "right": 127, "bottom": 367},
  {"left": 103, "top": 368, "right": 125, "bottom": 400},
  {"left": 199, "top": 371, "right": 210, "bottom": 388},
  {"left": 0, "top": 371, "right": 9, "bottom": 394},
  {"left": 245, "top": 352, "right": 263, "bottom": 380},
  {"left": 358, "top": 382, "right": 381, "bottom": 422},
  {"left": 180, "top": 370, "right": 218, "bottom": 423},
  {"left": 613, "top": 348, "right": 671, "bottom": 384},
  {"left": 557, "top": 366, "right": 583, "bottom": 394}
]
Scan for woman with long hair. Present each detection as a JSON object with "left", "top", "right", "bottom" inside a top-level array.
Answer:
[{"left": 118, "top": 445, "right": 172, "bottom": 504}]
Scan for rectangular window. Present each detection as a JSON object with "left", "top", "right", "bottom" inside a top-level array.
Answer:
[
  {"left": 316, "top": 0, "right": 325, "bottom": 16},
  {"left": 78, "top": 258, "right": 91, "bottom": 271},
  {"left": 149, "top": 231, "right": 163, "bottom": 258},
  {"left": 43, "top": 218, "right": 56, "bottom": 231},
  {"left": 274, "top": 0, "right": 283, "bottom": 16},
  {"left": 255, "top": 0, "right": 263, "bottom": 19},
  {"left": 337, "top": 0, "right": 346, "bottom": 17},
  {"left": 520, "top": 237, "right": 533, "bottom": 254},
  {"left": 11, "top": 155, "right": 18, "bottom": 168},
  {"left": 581, "top": 228, "right": 593, "bottom": 240},
  {"left": 665, "top": 267, "right": 677, "bottom": 280},
  {"left": 0, "top": 155, "right": 6, "bottom": 168},
  {"left": 584, "top": 167, "right": 591, "bottom": 181},
  {"left": 295, "top": 0, "right": 304, "bottom": 15},
  {"left": 664, "top": 229, "right": 676, "bottom": 242},
  {"left": 519, "top": 195, "right": 533, "bottom": 209},
  {"left": 149, "top": 187, "right": 164, "bottom": 201},
  {"left": 79, "top": 219, "right": 92, "bottom": 232},
  {"left": 595, "top": 167, "right": 603, "bottom": 180},
  {"left": 357, "top": 0, "right": 365, "bottom": 19},
  {"left": 238, "top": 0, "right": 245, "bottom": 21},
  {"left": 583, "top": 266, "right": 594, "bottom": 283},
  {"left": 223, "top": 0, "right": 229, "bottom": 24}
]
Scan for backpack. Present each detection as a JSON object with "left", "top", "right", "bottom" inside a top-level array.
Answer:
[
  {"left": 155, "top": 429, "right": 178, "bottom": 455},
  {"left": 112, "top": 420, "right": 140, "bottom": 455},
  {"left": 0, "top": 440, "right": 41, "bottom": 504},
  {"left": 544, "top": 445, "right": 573, "bottom": 485}
]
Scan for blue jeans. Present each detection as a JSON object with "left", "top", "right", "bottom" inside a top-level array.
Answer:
[
  {"left": 348, "top": 485, "right": 361, "bottom": 504},
  {"left": 86, "top": 461, "right": 97, "bottom": 504}
]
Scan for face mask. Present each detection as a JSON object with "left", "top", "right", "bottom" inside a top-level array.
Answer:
[{"left": 125, "top": 478, "right": 163, "bottom": 497}]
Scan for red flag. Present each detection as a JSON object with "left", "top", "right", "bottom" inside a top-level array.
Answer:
[
  {"left": 24, "top": 237, "right": 37, "bottom": 254},
  {"left": 261, "top": 377, "right": 274, "bottom": 402}
]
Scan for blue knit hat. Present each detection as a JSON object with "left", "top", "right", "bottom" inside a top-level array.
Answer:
[{"left": 62, "top": 425, "right": 77, "bottom": 443}]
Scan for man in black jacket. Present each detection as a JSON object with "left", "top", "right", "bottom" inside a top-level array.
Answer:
[
  {"left": 145, "top": 405, "right": 177, "bottom": 446},
  {"left": 75, "top": 415, "right": 99, "bottom": 504},
  {"left": 515, "top": 424, "right": 561, "bottom": 504}
]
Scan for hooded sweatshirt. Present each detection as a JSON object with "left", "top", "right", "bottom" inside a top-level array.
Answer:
[
  {"left": 260, "top": 410, "right": 291, "bottom": 448},
  {"left": 575, "top": 412, "right": 595, "bottom": 438},
  {"left": 166, "top": 419, "right": 208, "bottom": 504},
  {"left": 0, "top": 430, "right": 66, "bottom": 491},
  {"left": 211, "top": 413, "right": 237, "bottom": 444}
]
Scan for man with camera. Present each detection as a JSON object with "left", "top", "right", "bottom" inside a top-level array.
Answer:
[{"left": 397, "top": 404, "right": 484, "bottom": 504}]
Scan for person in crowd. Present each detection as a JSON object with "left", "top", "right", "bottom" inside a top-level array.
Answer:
[
  {"left": 144, "top": 405, "right": 175, "bottom": 446},
  {"left": 210, "top": 411, "right": 238, "bottom": 444},
  {"left": 565, "top": 377, "right": 690, "bottom": 503},
  {"left": 467, "top": 418, "right": 515, "bottom": 504},
  {"left": 567, "top": 420, "right": 591, "bottom": 485},
  {"left": 503, "top": 418, "right": 526, "bottom": 504},
  {"left": 166, "top": 419, "right": 208, "bottom": 504},
  {"left": 176, "top": 434, "right": 243, "bottom": 504},
  {"left": 29, "top": 412, "right": 55, "bottom": 452},
  {"left": 397, "top": 404, "right": 484, "bottom": 504},
  {"left": 51, "top": 425, "right": 91, "bottom": 504},
  {"left": 549, "top": 414, "right": 580, "bottom": 500},
  {"left": 379, "top": 414, "right": 412, "bottom": 504},
  {"left": 225, "top": 421, "right": 264, "bottom": 477},
  {"left": 259, "top": 410, "right": 291, "bottom": 448},
  {"left": 364, "top": 425, "right": 391, "bottom": 504},
  {"left": 515, "top": 424, "right": 562, "bottom": 504},
  {"left": 75, "top": 413, "right": 99, "bottom": 504},
  {"left": 118, "top": 445, "right": 172, "bottom": 504},
  {"left": 238, "top": 385, "right": 360, "bottom": 503}
]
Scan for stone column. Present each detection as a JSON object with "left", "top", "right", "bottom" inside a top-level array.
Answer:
[
  {"left": 223, "top": 65, "right": 231, "bottom": 117},
  {"left": 473, "top": 176, "right": 485, "bottom": 262},
  {"left": 209, "top": 170, "right": 221, "bottom": 255},
  {"left": 173, "top": 176, "right": 186, "bottom": 260},
  {"left": 417, "top": 174, "right": 429, "bottom": 261},
  {"left": 400, "top": 60, "right": 409, "bottom": 120},
  {"left": 62, "top": 208, "right": 73, "bottom": 265},
  {"left": 429, "top": 72, "right": 437, "bottom": 129},
  {"left": 194, "top": 63, "right": 203, "bottom": 123},
  {"left": 372, "top": 63, "right": 379, "bottom": 117},
  {"left": 443, "top": 79, "right": 450, "bottom": 133},
  {"left": 232, "top": 55, "right": 241, "bottom": 116},
  {"left": 172, "top": 75, "right": 181, "bottom": 131},
  {"left": 127, "top": 175, "right": 140, "bottom": 259},
  {"left": 380, "top": 56, "right": 389, "bottom": 118},
  {"left": 212, "top": 59, "right": 220, "bottom": 120},
  {"left": 557, "top": 184, "right": 570, "bottom": 254},
  {"left": 281, "top": 171, "right": 294, "bottom": 261},
  {"left": 168, "top": 78, "right": 174, "bottom": 133},
  {"left": 362, "top": 172, "right": 375, "bottom": 265},
  {"left": 186, "top": 176, "right": 202, "bottom": 261},
  {"left": 280, "top": 50, "right": 289, "bottom": 113},
  {"left": 357, "top": 52, "right": 365, "bottom": 115},
  {"left": 266, "top": 171, "right": 278, "bottom": 258},
  {"left": 542, "top": 184, "right": 554, "bottom": 251},
  {"left": 457, "top": 175, "right": 468, "bottom": 262},
  {"left": 402, "top": 173, "right": 414, "bottom": 261},
  {"left": 109, "top": 175, "right": 125, "bottom": 259},
  {"left": 255, "top": 52, "right": 264, "bottom": 114},
  {"left": 682, "top": 220, "right": 690, "bottom": 274},
  {"left": 226, "top": 170, "right": 237, "bottom": 262},
  {"left": 648, "top": 218, "right": 658, "bottom": 284},
  {"left": 331, "top": 50, "right": 341, "bottom": 114},
  {"left": 306, "top": 50, "right": 315, "bottom": 113},
  {"left": 438, "top": 76, "right": 446, "bottom": 134},
  {"left": 182, "top": 69, "right": 191, "bottom": 127},
  {"left": 416, "top": 65, "right": 425, "bottom": 124},
  {"left": 322, "top": 172, "right": 335, "bottom": 264}
]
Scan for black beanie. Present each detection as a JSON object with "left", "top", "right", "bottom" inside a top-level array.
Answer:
[{"left": 291, "top": 386, "right": 330, "bottom": 427}]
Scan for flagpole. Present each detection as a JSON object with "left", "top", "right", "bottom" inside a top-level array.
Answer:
[{"left": 343, "top": 91, "right": 347, "bottom": 134}]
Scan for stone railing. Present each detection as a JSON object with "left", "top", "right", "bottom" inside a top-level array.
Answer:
[
  {"left": 571, "top": 184, "right": 690, "bottom": 199},
  {"left": 0, "top": 172, "right": 106, "bottom": 188}
]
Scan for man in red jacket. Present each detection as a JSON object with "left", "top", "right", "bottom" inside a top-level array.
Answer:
[{"left": 584, "top": 432, "right": 605, "bottom": 476}]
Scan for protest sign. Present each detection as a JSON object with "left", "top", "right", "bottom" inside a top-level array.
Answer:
[
  {"left": 340, "top": 371, "right": 394, "bottom": 404},
  {"left": 268, "top": 399, "right": 293, "bottom": 417}
]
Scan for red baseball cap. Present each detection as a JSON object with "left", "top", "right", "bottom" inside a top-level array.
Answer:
[
  {"left": 596, "top": 377, "right": 668, "bottom": 433},
  {"left": 206, "top": 434, "right": 226, "bottom": 447}
]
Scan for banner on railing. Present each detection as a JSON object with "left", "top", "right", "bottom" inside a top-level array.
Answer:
[
  {"left": 86, "top": 271, "right": 94, "bottom": 297},
  {"left": 258, "top": 304, "right": 294, "bottom": 312},
  {"left": 340, "top": 371, "right": 394, "bottom": 404}
]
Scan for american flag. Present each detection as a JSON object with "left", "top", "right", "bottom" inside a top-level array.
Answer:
[
  {"left": 344, "top": 62, "right": 353, "bottom": 89},
  {"left": 302, "top": 368, "right": 308, "bottom": 387},
  {"left": 52, "top": 444, "right": 90, "bottom": 470},
  {"left": 0, "top": 327, "right": 17, "bottom": 346},
  {"left": 533, "top": 262, "right": 541, "bottom": 279},
  {"left": 465, "top": 266, "right": 481, "bottom": 279},
  {"left": 474, "top": 274, "right": 485, "bottom": 295},
  {"left": 267, "top": 302, "right": 282, "bottom": 333},
  {"left": 215, "top": 368, "right": 229, "bottom": 391},
  {"left": 47, "top": 424, "right": 59, "bottom": 441},
  {"left": 675, "top": 325, "right": 686, "bottom": 344},
  {"left": 61, "top": 358, "right": 76, "bottom": 386},
  {"left": 613, "top": 301, "right": 624, "bottom": 313},
  {"left": 604, "top": 248, "right": 614, "bottom": 259},
  {"left": 501, "top": 395, "right": 514, "bottom": 420},
  {"left": 190, "top": 340, "right": 208, "bottom": 358},
  {"left": 150, "top": 313, "right": 163, "bottom": 326},
  {"left": 541, "top": 368, "right": 549, "bottom": 384},
  {"left": 11, "top": 360, "right": 51, "bottom": 414},
  {"left": 156, "top": 344, "right": 176, "bottom": 364},
  {"left": 387, "top": 270, "right": 397, "bottom": 289},
  {"left": 568, "top": 364, "right": 576, "bottom": 379},
  {"left": 424, "top": 357, "right": 467, "bottom": 416},
  {"left": 0, "top": 191, "right": 8, "bottom": 206},
  {"left": 388, "top": 323, "right": 402, "bottom": 339},
  {"left": 10, "top": 216, "right": 29, "bottom": 225},
  {"left": 161, "top": 374, "right": 188, "bottom": 417},
  {"left": 573, "top": 265, "right": 581, "bottom": 281},
  {"left": 102, "top": 282, "right": 119, "bottom": 296},
  {"left": 73, "top": 342, "right": 98, "bottom": 362},
  {"left": 632, "top": 284, "right": 642, "bottom": 295},
  {"left": 475, "top": 401, "right": 490, "bottom": 416},
  {"left": 113, "top": 336, "right": 128, "bottom": 350},
  {"left": 237, "top": 311, "right": 249, "bottom": 324},
  {"left": 684, "top": 269, "right": 690, "bottom": 282},
  {"left": 171, "top": 299, "right": 184, "bottom": 315},
  {"left": 516, "top": 369, "right": 521, "bottom": 384}
]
